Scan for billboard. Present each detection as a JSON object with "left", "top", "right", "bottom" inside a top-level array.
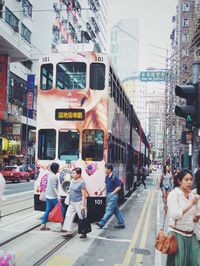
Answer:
[{"left": 0, "top": 54, "right": 8, "bottom": 120}]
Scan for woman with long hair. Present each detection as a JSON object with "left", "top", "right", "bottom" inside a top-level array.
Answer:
[
  {"left": 193, "top": 169, "right": 200, "bottom": 265},
  {"left": 159, "top": 165, "right": 173, "bottom": 209},
  {"left": 62, "top": 167, "right": 87, "bottom": 239},
  {"left": 166, "top": 169, "right": 200, "bottom": 266}
]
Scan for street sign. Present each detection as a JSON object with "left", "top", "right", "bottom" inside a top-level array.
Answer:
[
  {"left": 27, "top": 91, "right": 33, "bottom": 109},
  {"left": 140, "top": 71, "right": 167, "bottom": 82}
]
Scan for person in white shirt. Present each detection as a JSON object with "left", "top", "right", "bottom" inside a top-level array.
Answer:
[
  {"left": 193, "top": 170, "right": 200, "bottom": 265},
  {"left": 166, "top": 169, "right": 200, "bottom": 266}
]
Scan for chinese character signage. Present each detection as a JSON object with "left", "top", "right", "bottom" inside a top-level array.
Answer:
[
  {"left": 140, "top": 71, "right": 167, "bottom": 82},
  {"left": 55, "top": 109, "right": 85, "bottom": 121},
  {"left": 0, "top": 54, "right": 8, "bottom": 120}
]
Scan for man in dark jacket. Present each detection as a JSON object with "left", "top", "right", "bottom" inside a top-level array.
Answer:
[{"left": 95, "top": 163, "right": 125, "bottom": 229}]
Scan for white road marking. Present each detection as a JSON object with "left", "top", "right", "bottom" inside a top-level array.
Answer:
[{"left": 89, "top": 234, "right": 131, "bottom": 243}]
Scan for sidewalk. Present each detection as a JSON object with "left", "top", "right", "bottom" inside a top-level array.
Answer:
[{"left": 155, "top": 189, "right": 168, "bottom": 266}]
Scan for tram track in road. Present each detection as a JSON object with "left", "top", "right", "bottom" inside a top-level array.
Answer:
[
  {"left": 1, "top": 205, "right": 34, "bottom": 218},
  {"left": 0, "top": 223, "right": 41, "bottom": 248},
  {"left": 32, "top": 230, "right": 78, "bottom": 266},
  {"left": 2, "top": 197, "right": 33, "bottom": 207}
]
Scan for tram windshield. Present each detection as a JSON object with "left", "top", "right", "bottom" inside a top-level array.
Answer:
[
  {"left": 38, "top": 129, "right": 56, "bottom": 160},
  {"left": 82, "top": 129, "right": 104, "bottom": 161},
  {"left": 58, "top": 130, "right": 79, "bottom": 161},
  {"left": 56, "top": 62, "right": 86, "bottom": 90}
]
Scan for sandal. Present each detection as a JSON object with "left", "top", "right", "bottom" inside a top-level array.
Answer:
[{"left": 40, "top": 225, "right": 50, "bottom": 231}]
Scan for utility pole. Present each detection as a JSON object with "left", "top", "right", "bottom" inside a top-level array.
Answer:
[{"left": 163, "top": 49, "right": 168, "bottom": 165}]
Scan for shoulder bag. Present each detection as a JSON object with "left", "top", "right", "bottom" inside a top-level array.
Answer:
[{"left": 155, "top": 207, "right": 178, "bottom": 254}]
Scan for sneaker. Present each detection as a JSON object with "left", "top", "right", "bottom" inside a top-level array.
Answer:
[
  {"left": 79, "top": 234, "right": 87, "bottom": 239},
  {"left": 114, "top": 224, "right": 125, "bottom": 229},
  {"left": 95, "top": 221, "right": 104, "bottom": 229},
  {"left": 40, "top": 225, "right": 50, "bottom": 231}
]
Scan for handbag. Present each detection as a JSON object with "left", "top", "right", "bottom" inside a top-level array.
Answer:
[
  {"left": 64, "top": 192, "right": 70, "bottom": 205},
  {"left": 48, "top": 201, "right": 63, "bottom": 223},
  {"left": 39, "top": 191, "right": 46, "bottom": 202},
  {"left": 78, "top": 211, "right": 92, "bottom": 234},
  {"left": 155, "top": 207, "right": 178, "bottom": 255}
]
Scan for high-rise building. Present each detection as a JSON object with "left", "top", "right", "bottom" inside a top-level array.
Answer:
[
  {"left": 0, "top": 0, "right": 35, "bottom": 165},
  {"left": 110, "top": 17, "right": 139, "bottom": 80},
  {"left": 0, "top": 0, "right": 109, "bottom": 166},
  {"left": 33, "top": 0, "right": 109, "bottom": 54}
]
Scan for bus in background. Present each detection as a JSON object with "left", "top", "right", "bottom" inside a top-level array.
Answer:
[{"left": 34, "top": 47, "right": 150, "bottom": 221}]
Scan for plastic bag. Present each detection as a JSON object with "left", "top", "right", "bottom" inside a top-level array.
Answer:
[{"left": 48, "top": 201, "right": 63, "bottom": 223}]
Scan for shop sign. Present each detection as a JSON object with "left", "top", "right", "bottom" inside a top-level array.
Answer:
[{"left": 0, "top": 54, "right": 8, "bottom": 120}]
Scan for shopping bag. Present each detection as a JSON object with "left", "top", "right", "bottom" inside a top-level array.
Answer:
[
  {"left": 48, "top": 201, "right": 63, "bottom": 223},
  {"left": 78, "top": 211, "right": 92, "bottom": 234},
  {"left": 39, "top": 191, "right": 46, "bottom": 202},
  {"left": 64, "top": 192, "right": 70, "bottom": 205}
]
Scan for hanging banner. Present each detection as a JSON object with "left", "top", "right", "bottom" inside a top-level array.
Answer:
[{"left": 0, "top": 54, "right": 8, "bottom": 120}]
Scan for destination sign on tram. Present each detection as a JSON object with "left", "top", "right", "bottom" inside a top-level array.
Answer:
[{"left": 55, "top": 109, "right": 85, "bottom": 121}]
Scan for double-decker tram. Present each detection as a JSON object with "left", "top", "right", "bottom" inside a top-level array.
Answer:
[{"left": 34, "top": 49, "right": 150, "bottom": 221}]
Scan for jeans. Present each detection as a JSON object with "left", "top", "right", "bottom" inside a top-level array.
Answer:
[
  {"left": 99, "top": 193, "right": 125, "bottom": 226},
  {"left": 41, "top": 198, "right": 64, "bottom": 225}
]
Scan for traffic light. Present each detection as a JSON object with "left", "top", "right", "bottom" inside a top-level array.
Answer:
[{"left": 175, "top": 83, "right": 200, "bottom": 128}]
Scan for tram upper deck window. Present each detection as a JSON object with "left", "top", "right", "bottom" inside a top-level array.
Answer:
[
  {"left": 40, "top": 64, "right": 53, "bottom": 90},
  {"left": 90, "top": 63, "right": 105, "bottom": 90},
  {"left": 58, "top": 130, "right": 79, "bottom": 161},
  {"left": 56, "top": 62, "right": 86, "bottom": 90},
  {"left": 38, "top": 129, "right": 56, "bottom": 160},
  {"left": 82, "top": 129, "right": 104, "bottom": 161}
]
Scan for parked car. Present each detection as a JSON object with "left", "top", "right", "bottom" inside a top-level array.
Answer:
[{"left": 1, "top": 166, "right": 31, "bottom": 182}]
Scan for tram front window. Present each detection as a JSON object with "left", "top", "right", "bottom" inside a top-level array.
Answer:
[
  {"left": 90, "top": 63, "right": 105, "bottom": 90},
  {"left": 38, "top": 129, "right": 56, "bottom": 160},
  {"left": 58, "top": 130, "right": 79, "bottom": 161},
  {"left": 82, "top": 129, "right": 104, "bottom": 161},
  {"left": 40, "top": 64, "right": 53, "bottom": 90},
  {"left": 56, "top": 62, "right": 86, "bottom": 90}
]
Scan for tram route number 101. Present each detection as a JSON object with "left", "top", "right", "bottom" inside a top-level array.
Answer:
[
  {"left": 95, "top": 56, "right": 104, "bottom": 62},
  {"left": 95, "top": 199, "right": 103, "bottom": 205}
]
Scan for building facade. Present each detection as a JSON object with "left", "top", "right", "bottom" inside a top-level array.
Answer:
[
  {"left": 110, "top": 17, "right": 139, "bottom": 81},
  {"left": 0, "top": 0, "right": 109, "bottom": 166}
]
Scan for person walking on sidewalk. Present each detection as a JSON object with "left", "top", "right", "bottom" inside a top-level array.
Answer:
[
  {"left": 62, "top": 168, "right": 87, "bottom": 239},
  {"left": 40, "top": 162, "right": 63, "bottom": 231},
  {"left": 159, "top": 165, "right": 173, "bottom": 210},
  {"left": 166, "top": 169, "right": 200, "bottom": 266},
  {"left": 95, "top": 163, "right": 125, "bottom": 229},
  {"left": 193, "top": 169, "right": 200, "bottom": 265}
]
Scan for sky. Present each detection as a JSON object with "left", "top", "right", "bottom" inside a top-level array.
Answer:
[{"left": 108, "top": 0, "right": 176, "bottom": 70}]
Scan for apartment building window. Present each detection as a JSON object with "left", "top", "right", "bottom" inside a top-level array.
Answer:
[
  {"left": 182, "top": 18, "right": 189, "bottom": 27},
  {"left": 22, "top": 0, "right": 32, "bottom": 18},
  {"left": 183, "top": 64, "right": 188, "bottom": 72},
  {"left": 182, "top": 32, "right": 189, "bottom": 42},
  {"left": 21, "top": 23, "right": 31, "bottom": 43},
  {"left": 182, "top": 3, "right": 190, "bottom": 12},
  {"left": 5, "top": 7, "right": 19, "bottom": 32},
  {"left": 182, "top": 49, "right": 189, "bottom": 57}
]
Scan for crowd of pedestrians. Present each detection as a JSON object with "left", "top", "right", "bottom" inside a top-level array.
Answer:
[{"left": 40, "top": 162, "right": 125, "bottom": 240}]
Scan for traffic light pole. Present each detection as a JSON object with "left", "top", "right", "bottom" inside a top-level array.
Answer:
[{"left": 192, "top": 62, "right": 200, "bottom": 171}]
